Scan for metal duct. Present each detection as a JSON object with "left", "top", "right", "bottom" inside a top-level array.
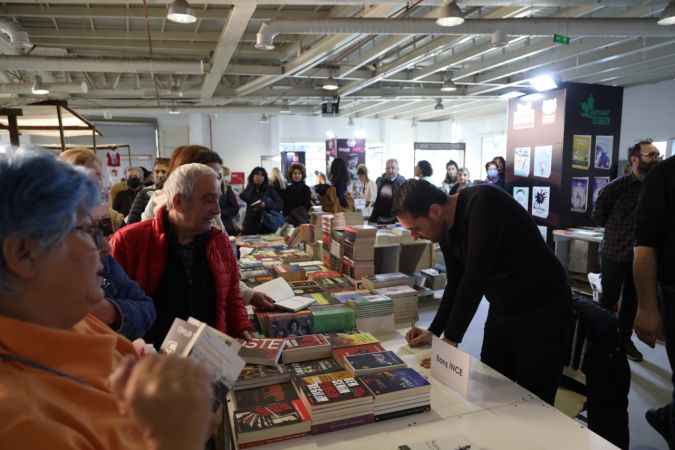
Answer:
[
  {"left": 458, "top": 0, "right": 666, "bottom": 6},
  {"left": 257, "top": 18, "right": 675, "bottom": 50},
  {"left": 0, "top": 55, "right": 205, "bottom": 74},
  {"left": 0, "top": 19, "right": 31, "bottom": 55},
  {"left": 0, "top": 82, "right": 88, "bottom": 94}
]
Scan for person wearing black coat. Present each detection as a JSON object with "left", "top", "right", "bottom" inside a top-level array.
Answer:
[
  {"left": 220, "top": 167, "right": 242, "bottom": 236},
  {"left": 283, "top": 163, "right": 312, "bottom": 226},
  {"left": 240, "top": 167, "right": 284, "bottom": 235}
]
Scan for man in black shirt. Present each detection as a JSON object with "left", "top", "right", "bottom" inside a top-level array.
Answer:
[
  {"left": 112, "top": 167, "right": 144, "bottom": 218},
  {"left": 634, "top": 155, "right": 675, "bottom": 447},
  {"left": 396, "top": 180, "right": 572, "bottom": 404},
  {"left": 592, "top": 140, "right": 660, "bottom": 362},
  {"left": 370, "top": 159, "right": 407, "bottom": 224}
]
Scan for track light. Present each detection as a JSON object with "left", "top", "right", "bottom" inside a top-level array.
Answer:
[
  {"left": 434, "top": 99, "right": 444, "bottom": 111},
  {"left": 440, "top": 72, "right": 458, "bottom": 92},
  {"left": 658, "top": 1, "right": 675, "bottom": 25},
  {"left": 168, "top": 105, "right": 180, "bottom": 115},
  {"left": 436, "top": 1, "right": 464, "bottom": 27},
  {"left": 31, "top": 76, "right": 49, "bottom": 95},
  {"left": 280, "top": 100, "right": 291, "bottom": 114},
  {"left": 322, "top": 76, "right": 339, "bottom": 91},
  {"left": 167, "top": 0, "right": 197, "bottom": 24},
  {"left": 259, "top": 113, "right": 269, "bottom": 124},
  {"left": 529, "top": 74, "right": 558, "bottom": 92}
]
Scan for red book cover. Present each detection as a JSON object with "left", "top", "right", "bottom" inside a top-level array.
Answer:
[
  {"left": 284, "top": 334, "right": 330, "bottom": 350},
  {"left": 239, "top": 338, "right": 286, "bottom": 366},
  {"left": 298, "top": 371, "right": 371, "bottom": 406}
]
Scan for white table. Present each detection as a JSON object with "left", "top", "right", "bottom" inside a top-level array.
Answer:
[{"left": 239, "top": 327, "right": 618, "bottom": 450}]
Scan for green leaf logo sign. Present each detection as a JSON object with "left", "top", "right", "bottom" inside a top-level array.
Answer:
[{"left": 579, "top": 94, "right": 610, "bottom": 126}]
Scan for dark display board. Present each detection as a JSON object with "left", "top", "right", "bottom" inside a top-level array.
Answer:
[
  {"left": 325, "top": 138, "right": 366, "bottom": 184},
  {"left": 281, "top": 151, "right": 306, "bottom": 178},
  {"left": 505, "top": 82, "right": 623, "bottom": 244}
]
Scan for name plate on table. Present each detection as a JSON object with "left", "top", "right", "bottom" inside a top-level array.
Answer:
[{"left": 431, "top": 336, "right": 470, "bottom": 398}]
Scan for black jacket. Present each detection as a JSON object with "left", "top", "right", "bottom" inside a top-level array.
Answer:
[
  {"left": 219, "top": 185, "right": 241, "bottom": 236},
  {"left": 369, "top": 174, "right": 406, "bottom": 224},
  {"left": 283, "top": 182, "right": 312, "bottom": 217},
  {"left": 127, "top": 187, "right": 155, "bottom": 224}
]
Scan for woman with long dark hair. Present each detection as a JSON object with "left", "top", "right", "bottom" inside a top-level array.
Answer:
[
  {"left": 240, "top": 167, "right": 284, "bottom": 234},
  {"left": 329, "top": 158, "right": 350, "bottom": 209},
  {"left": 283, "top": 163, "right": 312, "bottom": 226},
  {"left": 441, "top": 160, "right": 459, "bottom": 194}
]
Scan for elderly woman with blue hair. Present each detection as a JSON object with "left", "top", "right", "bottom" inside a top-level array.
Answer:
[{"left": 0, "top": 149, "right": 212, "bottom": 450}]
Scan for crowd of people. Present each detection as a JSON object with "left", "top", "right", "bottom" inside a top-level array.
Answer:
[{"left": 0, "top": 141, "right": 672, "bottom": 450}]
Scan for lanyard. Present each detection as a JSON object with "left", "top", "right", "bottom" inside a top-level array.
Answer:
[{"left": 0, "top": 353, "right": 95, "bottom": 389}]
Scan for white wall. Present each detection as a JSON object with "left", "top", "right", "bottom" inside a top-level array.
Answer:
[
  {"left": 620, "top": 79, "right": 675, "bottom": 159},
  {"left": 447, "top": 112, "right": 508, "bottom": 180}
]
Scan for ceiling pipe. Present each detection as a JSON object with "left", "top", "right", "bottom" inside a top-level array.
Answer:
[
  {"left": 256, "top": 18, "right": 675, "bottom": 50},
  {"left": 0, "top": 82, "right": 88, "bottom": 95},
  {"left": 457, "top": 0, "right": 666, "bottom": 6},
  {"left": 0, "top": 19, "right": 32, "bottom": 55},
  {"left": 75, "top": 105, "right": 318, "bottom": 115},
  {"left": 0, "top": 55, "right": 205, "bottom": 74}
]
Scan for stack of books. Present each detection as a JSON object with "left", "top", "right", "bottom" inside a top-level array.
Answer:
[
  {"left": 274, "top": 264, "right": 306, "bottom": 282},
  {"left": 290, "top": 280, "right": 323, "bottom": 296},
  {"left": 239, "top": 338, "right": 286, "bottom": 366},
  {"left": 282, "top": 334, "right": 332, "bottom": 364},
  {"left": 235, "top": 364, "right": 290, "bottom": 391},
  {"left": 346, "top": 294, "right": 395, "bottom": 333},
  {"left": 233, "top": 383, "right": 311, "bottom": 448},
  {"left": 390, "top": 226, "right": 415, "bottom": 244},
  {"left": 374, "top": 285, "right": 419, "bottom": 323},
  {"left": 360, "top": 368, "right": 431, "bottom": 421},
  {"left": 362, "top": 272, "right": 415, "bottom": 290},
  {"left": 331, "top": 211, "right": 364, "bottom": 231},
  {"left": 288, "top": 358, "right": 344, "bottom": 378},
  {"left": 312, "top": 275, "right": 356, "bottom": 292},
  {"left": 311, "top": 211, "right": 329, "bottom": 242},
  {"left": 294, "top": 370, "right": 374, "bottom": 433},
  {"left": 341, "top": 225, "right": 376, "bottom": 280},
  {"left": 311, "top": 304, "right": 356, "bottom": 334},
  {"left": 256, "top": 311, "right": 314, "bottom": 338},
  {"left": 420, "top": 268, "right": 447, "bottom": 290},
  {"left": 375, "top": 230, "right": 401, "bottom": 246},
  {"left": 344, "top": 350, "right": 406, "bottom": 376}
]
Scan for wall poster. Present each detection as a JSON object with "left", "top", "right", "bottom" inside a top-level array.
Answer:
[
  {"left": 533, "top": 145, "right": 553, "bottom": 178},
  {"left": 542, "top": 98, "right": 557, "bottom": 125},
  {"left": 532, "top": 186, "right": 550, "bottom": 219},
  {"left": 571, "top": 177, "right": 589, "bottom": 212},
  {"left": 572, "top": 135, "right": 592, "bottom": 170},
  {"left": 594, "top": 135, "right": 613, "bottom": 170},
  {"left": 591, "top": 176, "right": 610, "bottom": 209},
  {"left": 513, "top": 147, "right": 531, "bottom": 177},
  {"left": 513, "top": 186, "right": 529, "bottom": 210},
  {"left": 513, "top": 102, "right": 535, "bottom": 130}
]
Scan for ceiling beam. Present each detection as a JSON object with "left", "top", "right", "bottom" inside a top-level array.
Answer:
[{"left": 201, "top": 4, "right": 256, "bottom": 99}]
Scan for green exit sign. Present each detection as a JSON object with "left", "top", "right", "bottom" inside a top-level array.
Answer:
[{"left": 553, "top": 34, "right": 570, "bottom": 45}]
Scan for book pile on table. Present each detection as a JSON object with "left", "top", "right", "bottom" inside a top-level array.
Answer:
[
  {"left": 341, "top": 225, "right": 376, "bottom": 279},
  {"left": 419, "top": 268, "right": 447, "bottom": 290},
  {"left": 288, "top": 358, "right": 344, "bottom": 378},
  {"left": 362, "top": 272, "right": 415, "bottom": 290},
  {"left": 344, "top": 350, "right": 406, "bottom": 376},
  {"left": 239, "top": 338, "right": 286, "bottom": 366},
  {"left": 235, "top": 364, "right": 290, "bottom": 390},
  {"left": 346, "top": 294, "right": 395, "bottom": 333},
  {"left": 256, "top": 311, "right": 314, "bottom": 338},
  {"left": 294, "top": 370, "right": 375, "bottom": 434},
  {"left": 359, "top": 368, "right": 431, "bottom": 421},
  {"left": 236, "top": 234, "right": 287, "bottom": 249},
  {"left": 282, "top": 334, "right": 332, "bottom": 364},
  {"left": 233, "top": 383, "right": 311, "bottom": 448},
  {"left": 374, "top": 285, "right": 419, "bottom": 323},
  {"left": 310, "top": 304, "right": 356, "bottom": 334}
]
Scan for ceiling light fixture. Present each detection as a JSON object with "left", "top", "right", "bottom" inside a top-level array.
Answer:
[
  {"left": 529, "top": 74, "right": 558, "bottom": 92},
  {"left": 322, "top": 76, "right": 339, "bottom": 91},
  {"left": 31, "top": 76, "right": 49, "bottom": 95},
  {"left": 499, "top": 90, "right": 526, "bottom": 100},
  {"left": 658, "top": 1, "right": 675, "bottom": 25},
  {"left": 440, "top": 71, "right": 458, "bottom": 92},
  {"left": 280, "top": 100, "right": 291, "bottom": 114},
  {"left": 434, "top": 98, "right": 444, "bottom": 111},
  {"left": 167, "top": 0, "right": 197, "bottom": 24},
  {"left": 436, "top": 1, "right": 465, "bottom": 27},
  {"left": 168, "top": 105, "right": 180, "bottom": 115},
  {"left": 259, "top": 113, "right": 270, "bottom": 124},
  {"left": 491, "top": 30, "right": 509, "bottom": 48}
]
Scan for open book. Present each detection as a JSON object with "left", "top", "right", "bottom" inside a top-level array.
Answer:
[
  {"left": 253, "top": 277, "right": 315, "bottom": 312},
  {"left": 160, "top": 317, "right": 246, "bottom": 392}
]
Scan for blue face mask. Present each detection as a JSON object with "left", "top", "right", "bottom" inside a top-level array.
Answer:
[{"left": 487, "top": 169, "right": 498, "bottom": 179}]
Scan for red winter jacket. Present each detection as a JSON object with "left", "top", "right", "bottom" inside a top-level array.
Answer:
[{"left": 110, "top": 206, "right": 252, "bottom": 338}]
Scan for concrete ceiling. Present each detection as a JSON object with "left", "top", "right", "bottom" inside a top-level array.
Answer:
[{"left": 0, "top": 0, "right": 671, "bottom": 121}]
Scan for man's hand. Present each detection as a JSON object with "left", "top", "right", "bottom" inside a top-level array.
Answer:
[
  {"left": 420, "top": 356, "right": 431, "bottom": 369},
  {"left": 110, "top": 355, "right": 212, "bottom": 450},
  {"left": 635, "top": 307, "right": 664, "bottom": 348},
  {"left": 91, "top": 299, "right": 120, "bottom": 326},
  {"left": 242, "top": 330, "right": 254, "bottom": 341},
  {"left": 249, "top": 292, "right": 284, "bottom": 311},
  {"left": 406, "top": 327, "right": 432, "bottom": 348}
]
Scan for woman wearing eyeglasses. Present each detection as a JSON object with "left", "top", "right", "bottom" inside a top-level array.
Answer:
[{"left": 59, "top": 148, "right": 156, "bottom": 341}]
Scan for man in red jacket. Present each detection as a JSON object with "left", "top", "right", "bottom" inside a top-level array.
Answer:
[{"left": 111, "top": 163, "right": 253, "bottom": 347}]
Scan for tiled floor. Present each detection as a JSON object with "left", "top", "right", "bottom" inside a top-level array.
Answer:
[{"left": 417, "top": 300, "right": 673, "bottom": 450}]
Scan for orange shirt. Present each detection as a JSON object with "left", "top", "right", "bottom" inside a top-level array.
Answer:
[{"left": 0, "top": 314, "right": 147, "bottom": 450}]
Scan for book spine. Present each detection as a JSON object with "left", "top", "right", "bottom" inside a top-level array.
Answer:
[
  {"left": 310, "top": 414, "right": 375, "bottom": 434},
  {"left": 374, "top": 405, "right": 431, "bottom": 422},
  {"left": 239, "top": 432, "right": 309, "bottom": 449}
]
